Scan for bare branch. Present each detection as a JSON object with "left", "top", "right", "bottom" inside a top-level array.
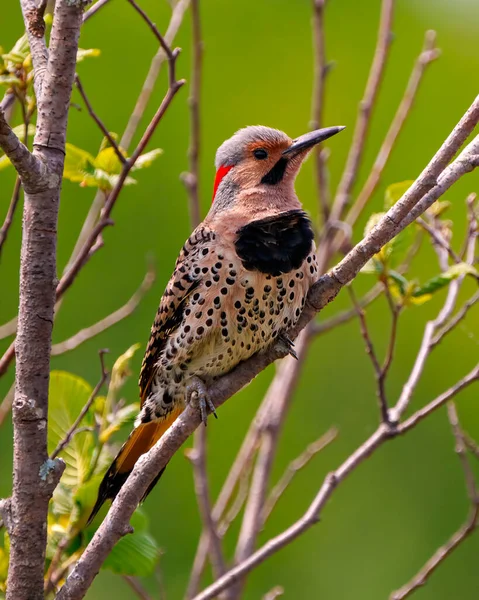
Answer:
[
  {"left": 310, "top": 0, "right": 331, "bottom": 223},
  {"left": 345, "top": 30, "right": 440, "bottom": 228},
  {"left": 190, "top": 366, "right": 479, "bottom": 600},
  {"left": 332, "top": 0, "right": 395, "bottom": 219},
  {"left": 262, "top": 586, "right": 284, "bottom": 600},
  {"left": 390, "top": 403, "right": 479, "bottom": 600},
  {"left": 234, "top": 331, "right": 310, "bottom": 588},
  {"left": 123, "top": 576, "right": 154, "bottom": 600},
  {"left": 121, "top": 0, "right": 190, "bottom": 150},
  {"left": 74, "top": 75, "right": 126, "bottom": 165},
  {"left": 185, "top": 427, "right": 227, "bottom": 583},
  {"left": 20, "top": 0, "right": 49, "bottom": 99},
  {"left": 83, "top": 0, "right": 112, "bottom": 23},
  {"left": 51, "top": 266, "right": 155, "bottom": 355},
  {"left": 50, "top": 350, "right": 109, "bottom": 460},
  {"left": 0, "top": 383, "right": 14, "bottom": 428},
  {"left": 0, "top": 177, "right": 22, "bottom": 256},
  {"left": 262, "top": 427, "right": 338, "bottom": 523},
  {"left": 181, "top": 0, "right": 203, "bottom": 229}
]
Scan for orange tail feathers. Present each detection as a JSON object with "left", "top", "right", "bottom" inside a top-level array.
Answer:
[{"left": 88, "top": 408, "right": 181, "bottom": 524}]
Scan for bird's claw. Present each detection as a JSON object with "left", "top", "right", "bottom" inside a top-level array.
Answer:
[
  {"left": 186, "top": 376, "right": 218, "bottom": 426},
  {"left": 276, "top": 332, "right": 298, "bottom": 360}
]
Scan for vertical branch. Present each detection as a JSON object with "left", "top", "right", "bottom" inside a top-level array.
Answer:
[
  {"left": 4, "top": 2, "right": 88, "bottom": 599},
  {"left": 181, "top": 0, "right": 203, "bottom": 228},
  {"left": 232, "top": 330, "right": 310, "bottom": 596},
  {"left": 310, "top": 0, "right": 330, "bottom": 224},
  {"left": 332, "top": 0, "right": 395, "bottom": 218}
]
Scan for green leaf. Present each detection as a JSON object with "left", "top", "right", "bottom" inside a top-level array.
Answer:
[
  {"left": 93, "top": 147, "right": 124, "bottom": 175},
  {"left": 48, "top": 371, "right": 95, "bottom": 489},
  {"left": 76, "top": 48, "right": 101, "bottom": 63},
  {"left": 388, "top": 270, "right": 409, "bottom": 296},
  {"left": 413, "top": 263, "right": 478, "bottom": 297},
  {"left": 102, "top": 510, "right": 160, "bottom": 576},
  {"left": 63, "top": 143, "right": 96, "bottom": 183},
  {"left": 109, "top": 343, "right": 141, "bottom": 396},
  {"left": 132, "top": 148, "right": 163, "bottom": 171},
  {"left": 384, "top": 180, "right": 415, "bottom": 210}
]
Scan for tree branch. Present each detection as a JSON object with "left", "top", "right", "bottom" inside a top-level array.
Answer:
[
  {"left": 6, "top": 2, "right": 89, "bottom": 598},
  {"left": 332, "top": 0, "right": 395, "bottom": 219}
]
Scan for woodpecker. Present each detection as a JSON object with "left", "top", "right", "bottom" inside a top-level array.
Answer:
[{"left": 89, "top": 124, "right": 345, "bottom": 522}]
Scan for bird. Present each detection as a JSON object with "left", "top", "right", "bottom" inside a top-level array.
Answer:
[{"left": 88, "top": 124, "right": 345, "bottom": 523}]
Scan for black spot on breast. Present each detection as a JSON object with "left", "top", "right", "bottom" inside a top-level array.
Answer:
[{"left": 235, "top": 210, "right": 314, "bottom": 276}]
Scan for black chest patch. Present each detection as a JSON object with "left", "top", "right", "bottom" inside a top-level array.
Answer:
[{"left": 235, "top": 210, "right": 314, "bottom": 276}]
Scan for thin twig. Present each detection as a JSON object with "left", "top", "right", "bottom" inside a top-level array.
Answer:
[
  {"left": 121, "top": 0, "right": 190, "bottom": 150},
  {"left": 0, "top": 177, "right": 22, "bottom": 257},
  {"left": 348, "top": 286, "right": 390, "bottom": 423},
  {"left": 181, "top": 0, "right": 202, "bottom": 229},
  {"left": 190, "top": 363, "right": 479, "bottom": 600},
  {"left": 417, "top": 216, "right": 462, "bottom": 265},
  {"left": 83, "top": 0, "right": 112, "bottom": 23},
  {"left": 332, "top": 0, "right": 395, "bottom": 219},
  {"left": 74, "top": 75, "right": 126, "bottom": 165},
  {"left": 123, "top": 576, "right": 154, "bottom": 600},
  {"left": 50, "top": 350, "right": 109, "bottom": 460},
  {"left": 185, "top": 427, "right": 228, "bottom": 583},
  {"left": 310, "top": 0, "right": 330, "bottom": 224},
  {"left": 262, "top": 427, "right": 338, "bottom": 523},
  {"left": 127, "top": 0, "right": 177, "bottom": 88},
  {"left": 0, "top": 383, "right": 14, "bottom": 428},
  {"left": 51, "top": 266, "right": 155, "bottom": 355},
  {"left": 390, "top": 403, "right": 479, "bottom": 600},
  {"left": 345, "top": 31, "right": 440, "bottom": 229}
]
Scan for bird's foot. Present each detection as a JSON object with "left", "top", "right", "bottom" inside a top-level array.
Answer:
[
  {"left": 186, "top": 376, "right": 217, "bottom": 426},
  {"left": 275, "top": 332, "right": 298, "bottom": 360}
]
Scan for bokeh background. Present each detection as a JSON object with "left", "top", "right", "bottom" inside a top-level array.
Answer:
[{"left": 2, "top": 0, "right": 479, "bottom": 598}]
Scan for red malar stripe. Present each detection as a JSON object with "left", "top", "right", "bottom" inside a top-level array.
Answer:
[{"left": 212, "top": 164, "right": 233, "bottom": 202}]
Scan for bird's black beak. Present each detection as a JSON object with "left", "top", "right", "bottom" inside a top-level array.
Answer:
[{"left": 283, "top": 126, "right": 346, "bottom": 156}]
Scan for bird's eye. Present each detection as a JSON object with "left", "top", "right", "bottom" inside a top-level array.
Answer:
[{"left": 253, "top": 148, "right": 268, "bottom": 160}]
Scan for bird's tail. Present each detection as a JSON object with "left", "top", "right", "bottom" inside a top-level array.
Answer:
[{"left": 88, "top": 407, "right": 182, "bottom": 524}]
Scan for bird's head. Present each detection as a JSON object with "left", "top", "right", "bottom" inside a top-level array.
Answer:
[{"left": 209, "top": 125, "right": 345, "bottom": 215}]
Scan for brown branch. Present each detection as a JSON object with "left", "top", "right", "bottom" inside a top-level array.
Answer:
[
  {"left": 74, "top": 75, "right": 126, "bottom": 165},
  {"left": 416, "top": 216, "right": 462, "bottom": 265},
  {"left": 127, "top": 0, "right": 178, "bottom": 88},
  {"left": 181, "top": 0, "right": 203, "bottom": 229},
  {"left": 121, "top": 0, "right": 190, "bottom": 150},
  {"left": 310, "top": 283, "right": 382, "bottom": 336},
  {"left": 123, "top": 576, "right": 154, "bottom": 600},
  {"left": 55, "top": 93, "right": 479, "bottom": 600},
  {"left": 185, "top": 427, "right": 228, "bottom": 584},
  {"left": 390, "top": 403, "right": 479, "bottom": 600},
  {"left": 0, "top": 383, "right": 14, "bottom": 428},
  {"left": 51, "top": 266, "right": 155, "bottom": 355},
  {"left": 310, "top": 0, "right": 330, "bottom": 224},
  {"left": 50, "top": 350, "right": 109, "bottom": 460},
  {"left": 0, "top": 177, "right": 22, "bottom": 256},
  {"left": 83, "top": 0, "right": 112, "bottom": 23},
  {"left": 345, "top": 30, "right": 440, "bottom": 229},
  {"left": 233, "top": 331, "right": 310, "bottom": 595},
  {"left": 6, "top": 1, "right": 88, "bottom": 598},
  {"left": 262, "top": 427, "right": 338, "bottom": 523},
  {"left": 190, "top": 364, "right": 479, "bottom": 600},
  {"left": 332, "top": 0, "right": 395, "bottom": 220},
  {"left": 20, "top": 0, "right": 49, "bottom": 100}
]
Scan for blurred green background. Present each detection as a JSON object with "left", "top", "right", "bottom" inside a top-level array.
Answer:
[{"left": 2, "top": 0, "right": 479, "bottom": 598}]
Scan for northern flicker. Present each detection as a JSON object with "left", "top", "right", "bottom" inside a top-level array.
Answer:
[{"left": 89, "top": 124, "right": 345, "bottom": 522}]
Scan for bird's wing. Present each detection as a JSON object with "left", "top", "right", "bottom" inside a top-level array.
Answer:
[{"left": 138, "top": 225, "right": 215, "bottom": 404}]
